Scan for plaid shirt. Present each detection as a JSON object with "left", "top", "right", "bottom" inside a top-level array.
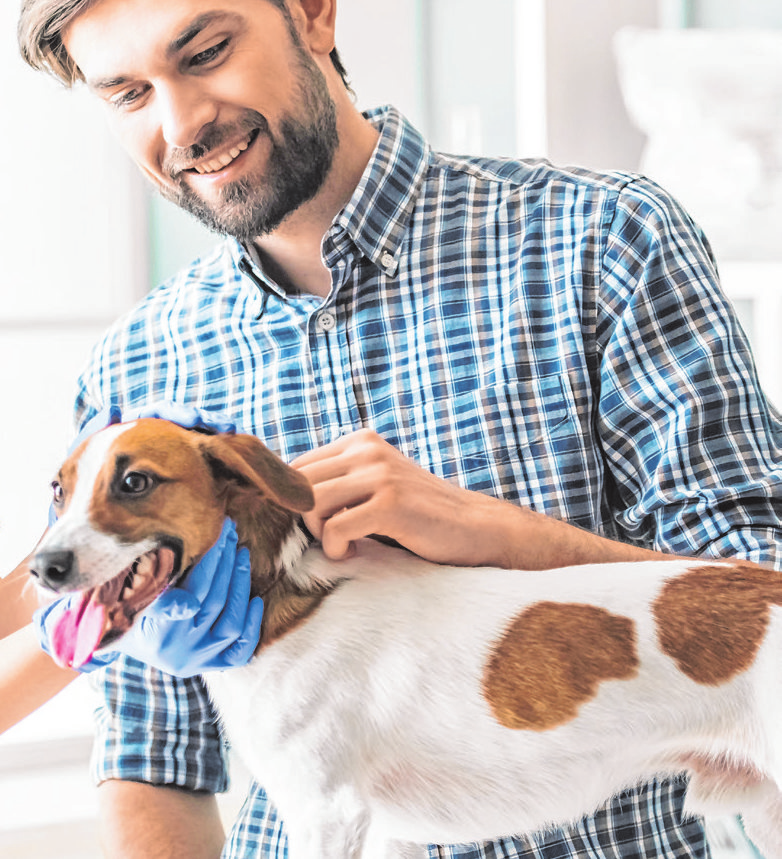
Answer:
[{"left": 79, "top": 106, "right": 782, "bottom": 858}]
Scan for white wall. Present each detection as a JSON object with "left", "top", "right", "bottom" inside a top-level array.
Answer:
[{"left": 0, "top": 7, "right": 147, "bottom": 576}]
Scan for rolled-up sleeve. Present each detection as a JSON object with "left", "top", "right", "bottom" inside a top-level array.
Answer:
[
  {"left": 596, "top": 177, "right": 782, "bottom": 566},
  {"left": 90, "top": 655, "right": 228, "bottom": 793}
]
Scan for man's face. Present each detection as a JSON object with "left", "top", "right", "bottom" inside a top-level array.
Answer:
[{"left": 64, "top": 0, "right": 338, "bottom": 241}]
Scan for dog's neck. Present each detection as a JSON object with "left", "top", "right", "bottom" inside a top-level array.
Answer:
[{"left": 228, "top": 495, "right": 334, "bottom": 648}]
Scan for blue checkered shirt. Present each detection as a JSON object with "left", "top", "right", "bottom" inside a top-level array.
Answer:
[{"left": 77, "top": 106, "right": 782, "bottom": 857}]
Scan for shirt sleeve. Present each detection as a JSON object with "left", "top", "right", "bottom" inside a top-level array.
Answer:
[
  {"left": 90, "top": 655, "right": 229, "bottom": 792},
  {"left": 596, "top": 176, "right": 782, "bottom": 569}
]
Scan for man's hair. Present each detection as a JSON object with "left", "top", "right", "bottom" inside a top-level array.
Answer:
[{"left": 18, "top": 0, "right": 351, "bottom": 91}]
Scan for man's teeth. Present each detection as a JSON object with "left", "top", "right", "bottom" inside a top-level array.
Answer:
[{"left": 193, "top": 136, "right": 251, "bottom": 174}]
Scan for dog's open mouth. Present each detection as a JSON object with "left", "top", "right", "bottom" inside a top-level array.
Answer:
[{"left": 51, "top": 545, "right": 180, "bottom": 670}]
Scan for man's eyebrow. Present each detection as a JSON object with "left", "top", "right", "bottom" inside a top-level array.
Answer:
[
  {"left": 88, "top": 74, "right": 129, "bottom": 92},
  {"left": 167, "top": 11, "right": 240, "bottom": 57}
]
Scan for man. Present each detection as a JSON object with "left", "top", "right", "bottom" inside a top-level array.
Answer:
[{"left": 18, "top": 0, "right": 782, "bottom": 857}]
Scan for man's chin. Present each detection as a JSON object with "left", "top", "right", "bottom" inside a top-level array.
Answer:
[{"left": 160, "top": 182, "right": 295, "bottom": 243}]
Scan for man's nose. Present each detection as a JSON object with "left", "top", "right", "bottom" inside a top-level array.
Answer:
[{"left": 157, "top": 82, "right": 218, "bottom": 150}]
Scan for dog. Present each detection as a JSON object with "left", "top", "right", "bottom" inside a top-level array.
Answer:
[{"left": 29, "top": 418, "right": 782, "bottom": 859}]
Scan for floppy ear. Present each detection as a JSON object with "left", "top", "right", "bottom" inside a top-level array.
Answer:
[{"left": 199, "top": 433, "right": 314, "bottom": 513}]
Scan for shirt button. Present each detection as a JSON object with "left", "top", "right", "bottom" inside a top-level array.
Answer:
[
  {"left": 316, "top": 311, "right": 336, "bottom": 331},
  {"left": 380, "top": 251, "right": 395, "bottom": 270}
]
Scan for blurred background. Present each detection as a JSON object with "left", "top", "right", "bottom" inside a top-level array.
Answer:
[{"left": 1, "top": 0, "right": 781, "bottom": 855}]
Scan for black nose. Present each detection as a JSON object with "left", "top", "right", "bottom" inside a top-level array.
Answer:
[{"left": 31, "top": 550, "right": 76, "bottom": 590}]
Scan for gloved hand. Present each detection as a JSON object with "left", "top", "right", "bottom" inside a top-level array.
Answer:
[{"left": 36, "top": 519, "right": 263, "bottom": 676}]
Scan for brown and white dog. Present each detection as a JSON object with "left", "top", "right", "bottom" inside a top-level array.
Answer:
[{"left": 30, "top": 419, "right": 782, "bottom": 859}]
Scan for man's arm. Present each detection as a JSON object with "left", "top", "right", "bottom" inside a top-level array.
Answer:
[
  {"left": 98, "top": 781, "right": 225, "bottom": 859},
  {"left": 293, "top": 181, "right": 782, "bottom": 573},
  {"left": 293, "top": 429, "right": 667, "bottom": 570}
]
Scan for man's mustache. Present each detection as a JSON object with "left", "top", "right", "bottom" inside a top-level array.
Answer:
[{"left": 162, "top": 111, "right": 269, "bottom": 179}]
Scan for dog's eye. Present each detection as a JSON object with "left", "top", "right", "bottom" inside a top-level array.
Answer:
[
  {"left": 51, "top": 481, "right": 64, "bottom": 505},
  {"left": 121, "top": 472, "right": 152, "bottom": 494}
]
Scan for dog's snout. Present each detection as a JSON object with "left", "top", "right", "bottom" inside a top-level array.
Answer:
[{"left": 31, "top": 550, "right": 76, "bottom": 590}]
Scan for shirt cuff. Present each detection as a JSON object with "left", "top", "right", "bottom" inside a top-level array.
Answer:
[{"left": 89, "top": 655, "right": 228, "bottom": 793}]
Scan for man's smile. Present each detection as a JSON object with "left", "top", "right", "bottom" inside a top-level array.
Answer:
[{"left": 183, "top": 128, "right": 261, "bottom": 177}]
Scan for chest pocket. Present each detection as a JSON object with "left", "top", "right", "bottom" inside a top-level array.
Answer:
[{"left": 407, "top": 374, "right": 593, "bottom": 522}]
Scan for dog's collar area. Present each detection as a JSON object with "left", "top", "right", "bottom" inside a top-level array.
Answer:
[{"left": 298, "top": 518, "right": 317, "bottom": 547}]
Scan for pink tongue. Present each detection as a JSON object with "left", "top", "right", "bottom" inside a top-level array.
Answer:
[{"left": 51, "top": 596, "right": 107, "bottom": 670}]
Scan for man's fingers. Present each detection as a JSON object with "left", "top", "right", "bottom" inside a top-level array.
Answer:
[
  {"left": 318, "top": 502, "right": 393, "bottom": 560},
  {"left": 212, "top": 547, "right": 252, "bottom": 637},
  {"left": 180, "top": 519, "right": 234, "bottom": 605},
  {"left": 201, "top": 521, "right": 239, "bottom": 617}
]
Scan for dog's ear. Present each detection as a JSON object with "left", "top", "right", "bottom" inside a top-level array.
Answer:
[{"left": 199, "top": 434, "right": 314, "bottom": 513}]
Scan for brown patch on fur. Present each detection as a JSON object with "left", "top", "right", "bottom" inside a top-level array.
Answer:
[
  {"left": 88, "top": 421, "right": 225, "bottom": 555},
  {"left": 482, "top": 602, "right": 639, "bottom": 731},
  {"left": 653, "top": 563, "right": 782, "bottom": 685}
]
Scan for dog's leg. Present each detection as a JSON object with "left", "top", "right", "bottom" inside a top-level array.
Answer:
[
  {"left": 378, "top": 841, "right": 429, "bottom": 859},
  {"left": 740, "top": 783, "right": 782, "bottom": 859},
  {"left": 282, "top": 790, "right": 370, "bottom": 859},
  {"left": 360, "top": 820, "right": 428, "bottom": 859},
  {"left": 359, "top": 832, "right": 428, "bottom": 859}
]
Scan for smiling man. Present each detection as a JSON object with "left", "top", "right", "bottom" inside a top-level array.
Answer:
[{"left": 17, "top": 1, "right": 782, "bottom": 858}]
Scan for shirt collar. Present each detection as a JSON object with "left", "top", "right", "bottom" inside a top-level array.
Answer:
[
  {"left": 329, "top": 105, "right": 430, "bottom": 277},
  {"left": 229, "top": 106, "right": 430, "bottom": 289}
]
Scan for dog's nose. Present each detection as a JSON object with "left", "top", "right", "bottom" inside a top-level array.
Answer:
[{"left": 31, "top": 550, "right": 76, "bottom": 590}]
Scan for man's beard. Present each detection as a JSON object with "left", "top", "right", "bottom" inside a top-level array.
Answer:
[{"left": 160, "top": 48, "right": 338, "bottom": 243}]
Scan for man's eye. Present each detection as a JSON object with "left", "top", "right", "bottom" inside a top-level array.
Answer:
[
  {"left": 189, "top": 38, "right": 229, "bottom": 68},
  {"left": 109, "top": 85, "right": 149, "bottom": 110},
  {"left": 51, "top": 481, "right": 64, "bottom": 505},
  {"left": 121, "top": 472, "right": 152, "bottom": 494}
]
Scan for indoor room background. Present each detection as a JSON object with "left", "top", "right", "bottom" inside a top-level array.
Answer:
[{"left": 2, "top": 1, "right": 781, "bottom": 855}]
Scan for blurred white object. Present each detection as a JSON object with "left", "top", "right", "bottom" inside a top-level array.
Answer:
[{"left": 615, "top": 28, "right": 782, "bottom": 261}]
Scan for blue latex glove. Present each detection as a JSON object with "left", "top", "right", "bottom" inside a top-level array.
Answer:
[
  {"left": 34, "top": 520, "right": 263, "bottom": 676},
  {"left": 74, "top": 400, "right": 240, "bottom": 446}
]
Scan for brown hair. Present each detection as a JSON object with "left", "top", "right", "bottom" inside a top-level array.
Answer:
[{"left": 18, "top": 0, "right": 352, "bottom": 91}]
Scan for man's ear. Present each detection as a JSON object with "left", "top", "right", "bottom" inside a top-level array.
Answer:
[
  {"left": 292, "top": 0, "right": 337, "bottom": 56},
  {"left": 200, "top": 434, "right": 314, "bottom": 513}
]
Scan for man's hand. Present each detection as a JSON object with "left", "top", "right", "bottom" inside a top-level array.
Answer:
[
  {"left": 34, "top": 520, "right": 263, "bottom": 676},
  {"left": 292, "top": 429, "right": 508, "bottom": 567}
]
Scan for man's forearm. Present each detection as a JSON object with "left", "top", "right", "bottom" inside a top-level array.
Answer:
[
  {"left": 98, "top": 781, "right": 226, "bottom": 859},
  {"left": 489, "top": 499, "right": 670, "bottom": 571}
]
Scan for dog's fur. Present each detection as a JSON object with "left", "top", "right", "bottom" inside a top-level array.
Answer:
[{"left": 31, "top": 419, "right": 782, "bottom": 858}]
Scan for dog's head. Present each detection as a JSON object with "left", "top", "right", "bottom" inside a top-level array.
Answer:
[{"left": 30, "top": 418, "right": 313, "bottom": 668}]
